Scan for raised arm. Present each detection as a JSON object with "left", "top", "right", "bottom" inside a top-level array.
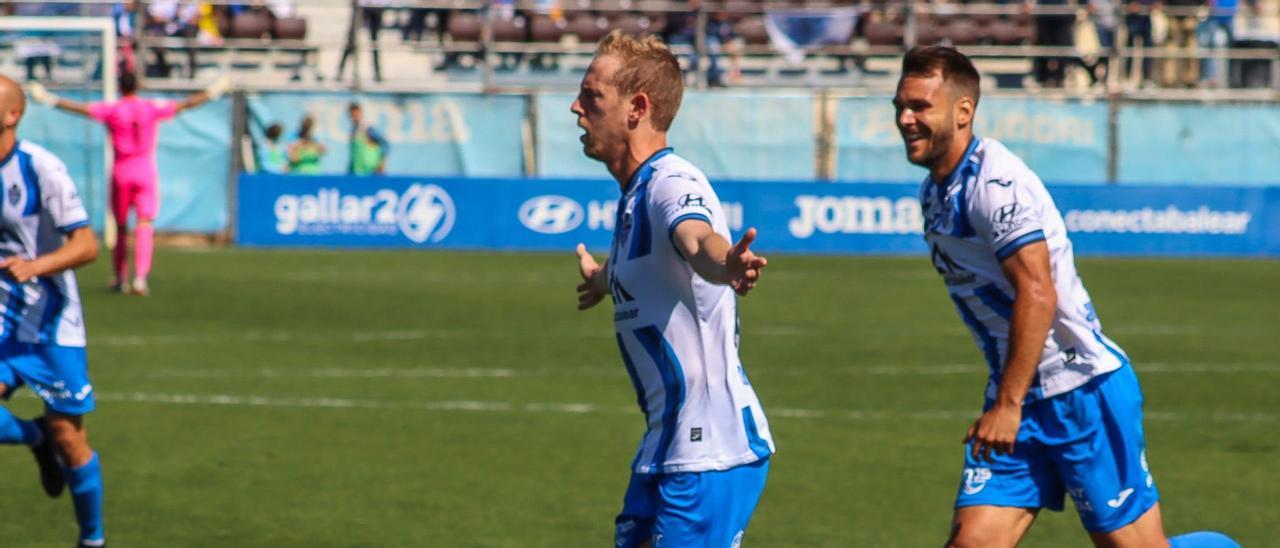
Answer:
[
  {"left": 175, "top": 76, "right": 231, "bottom": 114},
  {"left": 671, "top": 222, "right": 767, "bottom": 296},
  {"left": 965, "top": 241, "right": 1057, "bottom": 461},
  {"left": 27, "top": 83, "right": 93, "bottom": 118}
]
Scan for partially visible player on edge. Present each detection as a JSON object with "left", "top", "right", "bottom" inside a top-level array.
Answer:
[
  {"left": 0, "top": 76, "right": 107, "bottom": 548},
  {"left": 893, "top": 46, "right": 1239, "bottom": 548},
  {"left": 571, "top": 30, "right": 775, "bottom": 548},
  {"left": 28, "top": 72, "right": 227, "bottom": 296}
]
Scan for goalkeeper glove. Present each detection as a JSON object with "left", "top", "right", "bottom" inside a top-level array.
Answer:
[{"left": 27, "top": 82, "right": 58, "bottom": 106}]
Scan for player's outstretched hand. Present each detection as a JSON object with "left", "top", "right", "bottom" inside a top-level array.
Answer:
[
  {"left": 205, "top": 75, "right": 231, "bottom": 100},
  {"left": 0, "top": 256, "right": 38, "bottom": 283},
  {"left": 964, "top": 404, "right": 1021, "bottom": 462},
  {"left": 27, "top": 82, "right": 57, "bottom": 106},
  {"left": 725, "top": 228, "right": 767, "bottom": 296},
  {"left": 576, "top": 243, "right": 606, "bottom": 310}
]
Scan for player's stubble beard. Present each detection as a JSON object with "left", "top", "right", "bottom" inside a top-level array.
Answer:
[
  {"left": 580, "top": 121, "right": 622, "bottom": 164},
  {"left": 905, "top": 115, "right": 954, "bottom": 172}
]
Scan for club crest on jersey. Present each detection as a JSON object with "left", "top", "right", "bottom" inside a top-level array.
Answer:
[
  {"left": 7, "top": 183, "right": 19, "bottom": 207},
  {"left": 962, "top": 467, "right": 993, "bottom": 495}
]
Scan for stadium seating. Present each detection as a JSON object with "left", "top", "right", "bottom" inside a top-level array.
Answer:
[{"left": 2, "top": 0, "right": 1275, "bottom": 93}]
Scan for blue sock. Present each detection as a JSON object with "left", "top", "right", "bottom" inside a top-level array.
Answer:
[
  {"left": 0, "top": 406, "right": 40, "bottom": 445},
  {"left": 1170, "top": 531, "right": 1241, "bottom": 548},
  {"left": 66, "top": 453, "right": 105, "bottom": 543}
]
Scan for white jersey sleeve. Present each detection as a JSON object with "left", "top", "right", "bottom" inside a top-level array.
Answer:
[
  {"left": 34, "top": 149, "right": 90, "bottom": 233},
  {"left": 648, "top": 171, "right": 724, "bottom": 257},
  {"left": 967, "top": 165, "right": 1048, "bottom": 261}
]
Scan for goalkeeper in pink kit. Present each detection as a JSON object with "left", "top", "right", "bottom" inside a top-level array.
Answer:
[{"left": 29, "top": 73, "right": 226, "bottom": 295}]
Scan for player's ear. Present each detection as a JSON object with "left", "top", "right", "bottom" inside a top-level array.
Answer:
[
  {"left": 955, "top": 96, "right": 975, "bottom": 130},
  {"left": 628, "top": 92, "right": 649, "bottom": 126}
]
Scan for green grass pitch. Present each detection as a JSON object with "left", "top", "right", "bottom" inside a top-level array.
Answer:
[{"left": 0, "top": 249, "right": 1275, "bottom": 547}]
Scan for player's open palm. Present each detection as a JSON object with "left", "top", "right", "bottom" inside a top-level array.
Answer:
[
  {"left": 726, "top": 228, "right": 768, "bottom": 296},
  {"left": 576, "top": 243, "right": 607, "bottom": 310}
]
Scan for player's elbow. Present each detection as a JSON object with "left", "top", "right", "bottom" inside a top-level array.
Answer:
[
  {"left": 1026, "top": 280, "right": 1057, "bottom": 312},
  {"left": 78, "top": 232, "right": 100, "bottom": 264}
]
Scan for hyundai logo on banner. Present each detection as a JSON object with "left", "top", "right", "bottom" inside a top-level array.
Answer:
[{"left": 519, "top": 195, "right": 585, "bottom": 234}]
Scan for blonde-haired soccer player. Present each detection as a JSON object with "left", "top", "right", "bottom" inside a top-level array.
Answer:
[{"left": 572, "top": 31, "right": 775, "bottom": 548}]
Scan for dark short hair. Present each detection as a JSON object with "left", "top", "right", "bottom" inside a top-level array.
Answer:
[
  {"left": 266, "top": 123, "right": 283, "bottom": 141},
  {"left": 348, "top": 102, "right": 361, "bottom": 112},
  {"left": 119, "top": 71, "right": 138, "bottom": 95},
  {"left": 900, "top": 46, "right": 981, "bottom": 105}
]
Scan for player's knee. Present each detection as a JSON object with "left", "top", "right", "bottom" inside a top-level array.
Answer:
[
  {"left": 946, "top": 523, "right": 1018, "bottom": 548},
  {"left": 46, "top": 416, "right": 89, "bottom": 455},
  {"left": 136, "top": 218, "right": 154, "bottom": 227}
]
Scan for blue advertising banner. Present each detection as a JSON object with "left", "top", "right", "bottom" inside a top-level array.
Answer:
[
  {"left": 21, "top": 92, "right": 231, "bottom": 233},
  {"left": 836, "top": 96, "right": 1109, "bottom": 184},
  {"left": 1118, "top": 102, "right": 1280, "bottom": 186},
  {"left": 238, "top": 174, "right": 1280, "bottom": 257},
  {"left": 247, "top": 92, "right": 527, "bottom": 178},
  {"left": 535, "top": 91, "right": 816, "bottom": 180}
]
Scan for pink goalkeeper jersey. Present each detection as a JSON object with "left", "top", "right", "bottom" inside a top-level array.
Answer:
[{"left": 88, "top": 96, "right": 178, "bottom": 183}]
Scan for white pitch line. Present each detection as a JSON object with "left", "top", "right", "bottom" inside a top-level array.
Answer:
[
  {"left": 111, "top": 362, "right": 1280, "bottom": 381},
  {"left": 84, "top": 391, "right": 1279, "bottom": 423},
  {"left": 138, "top": 367, "right": 518, "bottom": 380},
  {"left": 95, "top": 330, "right": 470, "bottom": 346}
]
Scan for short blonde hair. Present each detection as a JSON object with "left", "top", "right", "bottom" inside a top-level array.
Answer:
[{"left": 595, "top": 30, "right": 684, "bottom": 132}]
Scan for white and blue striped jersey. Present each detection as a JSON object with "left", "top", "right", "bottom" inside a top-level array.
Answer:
[
  {"left": 0, "top": 141, "right": 90, "bottom": 348},
  {"left": 920, "top": 138, "right": 1128, "bottom": 402},
  {"left": 609, "top": 149, "right": 775, "bottom": 475}
]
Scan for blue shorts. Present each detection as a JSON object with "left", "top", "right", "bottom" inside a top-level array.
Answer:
[
  {"left": 0, "top": 342, "right": 95, "bottom": 416},
  {"left": 616, "top": 457, "right": 770, "bottom": 548},
  {"left": 954, "top": 364, "right": 1158, "bottom": 533}
]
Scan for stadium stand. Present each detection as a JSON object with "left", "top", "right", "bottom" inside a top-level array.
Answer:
[{"left": 0, "top": 0, "right": 1277, "bottom": 95}]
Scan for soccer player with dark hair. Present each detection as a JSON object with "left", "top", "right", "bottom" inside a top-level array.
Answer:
[
  {"left": 893, "top": 45, "right": 1238, "bottom": 548},
  {"left": 571, "top": 30, "right": 774, "bottom": 548},
  {"left": 29, "top": 72, "right": 226, "bottom": 296},
  {"left": 0, "top": 75, "right": 106, "bottom": 548}
]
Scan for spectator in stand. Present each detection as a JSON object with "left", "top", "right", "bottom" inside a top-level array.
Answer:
[
  {"left": 347, "top": 103, "right": 388, "bottom": 176},
  {"left": 403, "top": 6, "right": 429, "bottom": 42},
  {"left": 267, "top": 0, "right": 296, "bottom": 18},
  {"left": 288, "top": 116, "right": 326, "bottom": 175},
  {"left": 1161, "top": 0, "right": 1202, "bottom": 87},
  {"left": 1200, "top": 0, "right": 1258, "bottom": 87},
  {"left": 10, "top": 3, "right": 72, "bottom": 82},
  {"left": 195, "top": 3, "right": 225, "bottom": 46},
  {"left": 1031, "top": 0, "right": 1076, "bottom": 88},
  {"left": 336, "top": 0, "right": 388, "bottom": 83},
  {"left": 113, "top": 1, "right": 140, "bottom": 73},
  {"left": 662, "top": 0, "right": 731, "bottom": 87},
  {"left": 145, "top": 1, "right": 200, "bottom": 78},
  {"left": 1084, "top": 0, "right": 1118, "bottom": 85},
  {"left": 1124, "top": 0, "right": 1157, "bottom": 86}
]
